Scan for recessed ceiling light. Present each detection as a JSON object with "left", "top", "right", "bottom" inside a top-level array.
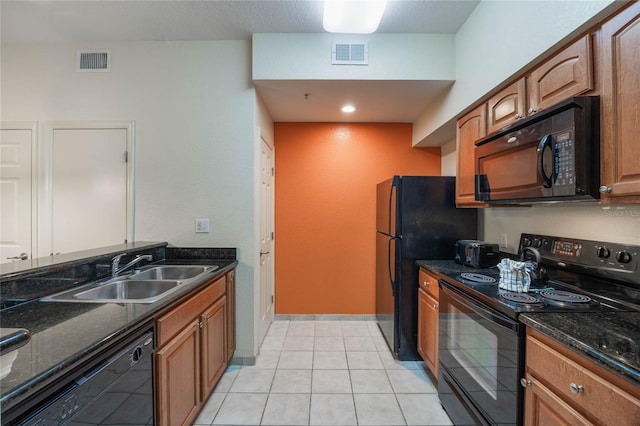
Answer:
[
  {"left": 323, "top": 0, "right": 388, "bottom": 34},
  {"left": 342, "top": 105, "right": 356, "bottom": 113}
]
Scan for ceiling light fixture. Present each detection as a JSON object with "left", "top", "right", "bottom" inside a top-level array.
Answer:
[
  {"left": 323, "top": 0, "right": 388, "bottom": 34},
  {"left": 342, "top": 105, "right": 356, "bottom": 113}
]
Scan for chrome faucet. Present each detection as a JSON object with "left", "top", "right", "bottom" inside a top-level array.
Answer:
[{"left": 111, "top": 253, "right": 153, "bottom": 278}]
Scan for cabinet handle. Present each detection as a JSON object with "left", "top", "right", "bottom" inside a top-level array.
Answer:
[
  {"left": 6, "top": 252, "right": 28, "bottom": 260},
  {"left": 599, "top": 185, "right": 612, "bottom": 193},
  {"left": 569, "top": 383, "right": 584, "bottom": 394},
  {"left": 433, "top": 304, "right": 439, "bottom": 309},
  {"left": 529, "top": 107, "right": 537, "bottom": 114},
  {"left": 204, "top": 315, "right": 211, "bottom": 321},
  {"left": 424, "top": 281, "right": 429, "bottom": 286},
  {"left": 198, "top": 321, "right": 204, "bottom": 329},
  {"left": 514, "top": 114, "right": 522, "bottom": 119},
  {"left": 520, "top": 378, "right": 532, "bottom": 388}
]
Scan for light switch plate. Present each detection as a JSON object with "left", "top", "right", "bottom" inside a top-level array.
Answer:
[{"left": 195, "top": 219, "right": 210, "bottom": 233}]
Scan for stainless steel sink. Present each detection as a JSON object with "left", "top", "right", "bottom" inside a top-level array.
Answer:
[
  {"left": 129, "top": 265, "right": 217, "bottom": 280},
  {"left": 73, "top": 280, "right": 180, "bottom": 301},
  {"left": 40, "top": 264, "right": 219, "bottom": 304}
]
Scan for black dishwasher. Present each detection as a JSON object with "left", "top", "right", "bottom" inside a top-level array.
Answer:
[{"left": 16, "top": 327, "right": 154, "bottom": 425}]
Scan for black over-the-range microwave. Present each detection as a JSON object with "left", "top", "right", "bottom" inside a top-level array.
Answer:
[{"left": 475, "top": 96, "right": 600, "bottom": 203}]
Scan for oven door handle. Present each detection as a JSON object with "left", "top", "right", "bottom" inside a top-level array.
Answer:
[{"left": 439, "top": 280, "right": 520, "bottom": 332}]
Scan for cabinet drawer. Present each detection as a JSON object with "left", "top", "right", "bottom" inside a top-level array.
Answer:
[
  {"left": 526, "top": 332, "right": 640, "bottom": 425},
  {"left": 158, "top": 276, "right": 226, "bottom": 347},
  {"left": 418, "top": 268, "right": 439, "bottom": 299}
]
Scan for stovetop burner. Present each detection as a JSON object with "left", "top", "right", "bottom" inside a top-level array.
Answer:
[
  {"left": 459, "top": 273, "right": 497, "bottom": 284},
  {"left": 539, "top": 290, "right": 592, "bottom": 304},
  {"left": 499, "top": 291, "right": 542, "bottom": 305}
]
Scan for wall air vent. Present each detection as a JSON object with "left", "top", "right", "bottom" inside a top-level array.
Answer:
[
  {"left": 332, "top": 42, "right": 368, "bottom": 65},
  {"left": 77, "top": 50, "right": 111, "bottom": 72}
]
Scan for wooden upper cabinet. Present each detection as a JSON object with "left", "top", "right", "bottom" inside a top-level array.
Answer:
[
  {"left": 600, "top": 1, "right": 640, "bottom": 202},
  {"left": 487, "top": 78, "right": 526, "bottom": 134},
  {"left": 456, "top": 104, "right": 487, "bottom": 207},
  {"left": 527, "top": 34, "right": 594, "bottom": 114}
]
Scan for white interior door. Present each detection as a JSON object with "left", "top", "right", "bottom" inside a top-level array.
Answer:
[
  {"left": 259, "top": 137, "right": 275, "bottom": 343},
  {"left": 49, "top": 126, "right": 131, "bottom": 254},
  {"left": 0, "top": 125, "right": 36, "bottom": 263}
]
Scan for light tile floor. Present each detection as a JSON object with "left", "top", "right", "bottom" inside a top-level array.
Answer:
[{"left": 193, "top": 320, "right": 452, "bottom": 426}]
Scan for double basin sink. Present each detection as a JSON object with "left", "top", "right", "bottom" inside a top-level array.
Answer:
[{"left": 41, "top": 265, "right": 218, "bottom": 304}]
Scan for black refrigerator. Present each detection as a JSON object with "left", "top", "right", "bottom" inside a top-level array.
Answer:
[{"left": 376, "top": 176, "right": 477, "bottom": 360}]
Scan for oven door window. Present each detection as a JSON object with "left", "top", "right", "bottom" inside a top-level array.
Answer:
[{"left": 439, "top": 285, "right": 520, "bottom": 424}]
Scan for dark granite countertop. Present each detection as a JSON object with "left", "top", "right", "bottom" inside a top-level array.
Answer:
[
  {"left": 0, "top": 245, "right": 238, "bottom": 418},
  {"left": 416, "top": 259, "right": 499, "bottom": 277},
  {"left": 520, "top": 312, "right": 640, "bottom": 387}
]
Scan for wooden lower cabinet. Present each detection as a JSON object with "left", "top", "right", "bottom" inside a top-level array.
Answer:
[
  {"left": 201, "top": 296, "right": 227, "bottom": 399},
  {"left": 156, "top": 319, "right": 201, "bottom": 426},
  {"left": 226, "top": 269, "right": 236, "bottom": 362},
  {"left": 524, "top": 329, "right": 640, "bottom": 426},
  {"left": 417, "top": 268, "right": 440, "bottom": 377},
  {"left": 155, "top": 274, "right": 232, "bottom": 426},
  {"left": 417, "top": 288, "right": 438, "bottom": 377}
]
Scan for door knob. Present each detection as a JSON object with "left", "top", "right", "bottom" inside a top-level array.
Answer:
[{"left": 7, "top": 252, "right": 28, "bottom": 260}]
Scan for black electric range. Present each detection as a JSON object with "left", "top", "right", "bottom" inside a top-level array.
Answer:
[
  {"left": 443, "top": 234, "right": 640, "bottom": 319},
  {"left": 437, "top": 234, "right": 639, "bottom": 426}
]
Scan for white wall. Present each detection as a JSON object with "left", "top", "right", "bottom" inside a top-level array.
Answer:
[
  {"left": 413, "top": 0, "right": 617, "bottom": 146},
  {"left": 1, "top": 40, "right": 259, "bottom": 358},
  {"left": 253, "top": 33, "right": 455, "bottom": 81},
  {"left": 483, "top": 204, "right": 640, "bottom": 254}
]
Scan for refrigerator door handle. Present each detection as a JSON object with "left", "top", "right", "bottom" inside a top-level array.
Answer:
[{"left": 388, "top": 237, "right": 397, "bottom": 296}]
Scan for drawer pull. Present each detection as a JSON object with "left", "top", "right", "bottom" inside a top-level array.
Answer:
[
  {"left": 424, "top": 281, "right": 430, "bottom": 286},
  {"left": 569, "top": 383, "right": 584, "bottom": 394},
  {"left": 520, "top": 378, "right": 532, "bottom": 388}
]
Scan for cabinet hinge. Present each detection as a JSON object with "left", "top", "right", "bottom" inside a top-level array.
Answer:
[
  {"left": 271, "top": 231, "right": 274, "bottom": 240},
  {"left": 271, "top": 295, "right": 274, "bottom": 304},
  {"left": 271, "top": 167, "right": 275, "bottom": 177},
  {"left": 124, "top": 151, "right": 129, "bottom": 163}
]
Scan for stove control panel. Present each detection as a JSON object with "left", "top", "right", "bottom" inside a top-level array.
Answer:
[{"left": 519, "top": 233, "right": 639, "bottom": 286}]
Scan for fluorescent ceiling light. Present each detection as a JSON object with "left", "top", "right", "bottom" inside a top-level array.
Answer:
[
  {"left": 342, "top": 105, "right": 356, "bottom": 113},
  {"left": 323, "top": 0, "right": 388, "bottom": 34}
]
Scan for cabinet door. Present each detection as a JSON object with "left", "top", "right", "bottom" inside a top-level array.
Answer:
[
  {"left": 417, "top": 288, "right": 438, "bottom": 377},
  {"left": 527, "top": 35, "right": 594, "bottom": 114},
  {"left": 201, "top": 295, "right": 227, "bottom": 399},
  {"left": 456, "top": 104, "right": 487, "bottom": 207},
  {"left": 226, "top": 270, "right": 236, "bottom": 362},
  {"left": 524, "top": 375, "right": 594, "bottom": 426},
  {"left": 487, "top": 79, "right": 526, "bottom": 134},
  {"left": 600, "top": 1, "right": 640, "bottom": 202},
  {"left": 156, "top": 319, "right": 201, "bottom": 426}
]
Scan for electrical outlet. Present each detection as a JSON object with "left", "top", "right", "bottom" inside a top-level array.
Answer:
[
  {"left": 195, "top": 219, "right": 210, "bottom": 233},
  {"left": 500, "top": 233, "right": 508, "bottom": 249}
]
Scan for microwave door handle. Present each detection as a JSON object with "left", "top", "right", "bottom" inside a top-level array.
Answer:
[{"left": 537, "top": 134, "right": 555, "bottom": 188}]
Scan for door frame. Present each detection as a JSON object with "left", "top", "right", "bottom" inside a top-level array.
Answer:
[
  {"left": 0, "top": 121, "right": 38, "bottom": 259},
  {"left": 38, "top": 121, "right": 135, "bottom": 256}
]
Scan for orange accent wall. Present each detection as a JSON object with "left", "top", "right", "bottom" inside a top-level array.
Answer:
[{"left": 274, "top": 123, "right": 441, "bottom": 314}]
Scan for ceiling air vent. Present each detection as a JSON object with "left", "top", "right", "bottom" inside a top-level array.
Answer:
[
  {"left": 332, "top": 42, "right": 368, "bottom": 65},
  {"left": 77, "top": 50, "right": 111, "bottom": 72}
]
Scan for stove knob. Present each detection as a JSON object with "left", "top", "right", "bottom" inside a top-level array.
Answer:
[
  {"left": 533, "top": 238, "right": 543, "bottom": 248},
  {"left": 616, "top": 251, "right": 632, "bottom": 264},
  {"left": 522, "top": 237, "right": 532, "bottom": 247},
  {"left": 596, "top": 246, "right": 611, "bottom": 259}
]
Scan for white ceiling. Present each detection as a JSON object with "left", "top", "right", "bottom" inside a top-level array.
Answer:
[{"left": 1, "top": 0, "right": 480, "bottom": 123}]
